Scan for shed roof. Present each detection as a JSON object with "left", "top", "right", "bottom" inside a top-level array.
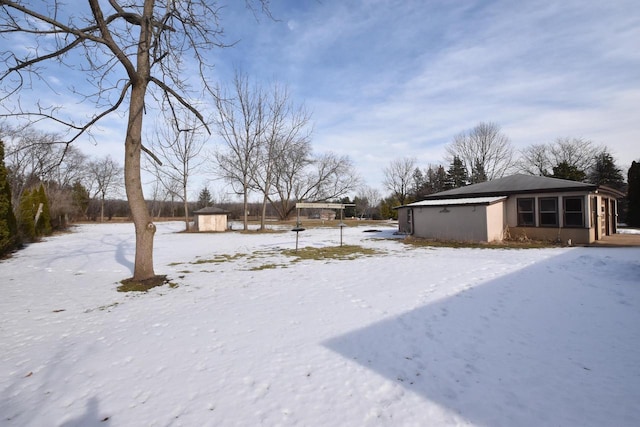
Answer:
[
  {"left": 193, "top": 207, "right": 229, "bottom": 215},
  {"left": 403, "top": 196, "right": 507, "bottom": 208},
  {"left": 421, "top": 174, "right": 601, "bottom": 200}
]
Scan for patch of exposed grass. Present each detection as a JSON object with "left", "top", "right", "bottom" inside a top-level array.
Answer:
[
  {"left": 98, "top": 302, "right": 120, "bottom": 311},
  {"left": 237, "top": 229, "right": 288, "bottom": 235},
  {"left": 118, "top": 275, "right": 169, "bottom": 292},
  {"left": 282, "top": 245, "right": 380, "bottom": 261},
  {"left": 172, "top": 245, "right": 381, "bottom": 273},
  {"left": 248, "top": 263, "right": 283, "bottom": 271},
  {"left": 190, "top": 253, "right": 246, "bottom": 264},
  {"left": 401, "top": 236, "right": 559, "bottom": 249}
]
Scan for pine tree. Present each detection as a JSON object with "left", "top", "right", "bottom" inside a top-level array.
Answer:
[
  {"left": 471, "top": 159, "right": 488, "bottom": 184},
  {"left": 446, "top": 156, "right": 468, "bottom": 188},
  {"left": 36, "top": 184, "right": 52, "bottom": 236},
  {"left": 433, "top": 165, "right": 449, "bottom": 192},
  {"left": 379, "top": 196, "right": 399, "bottom": 220},
  {"left": 197, "top": 187, "right": 212, "bottom": 209},
  {"left": 72, "top": 181, "right": 90, "bottom": 220},
  {"left": 552, "top": 161, "right": 586, "bottom": 182},
  {"left": 0, "top": 140, "right": 18, "bottom": 255},
  {"left": 411, "top": 167, "right": 426, "bottom": 199},
  {"left": 627, "top": 161, "right": 640, "bottom": 227},
  {"left": 588, "top": 152, "right": 624, "bottom": 190},
  {"left": 19, "top": 188, "right": 37, "bottom": 241}
]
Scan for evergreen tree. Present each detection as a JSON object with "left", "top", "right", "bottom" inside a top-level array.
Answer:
[
  {"left": 72, "top": 181, "right": 91, "bottom": 219},
  {"left": 197, "top": 187, "right": 212, "bottom": 209},
  {"left": 470, "top": 159, "right": 488, "bottom": 184},
  {"left": 36, "top": 184, "right": 52, "bottom": 236},
  {"left": 433, "top": 165, "right": 449, "bottom": 192},
  {"left": 379, "top": 196, "right": 399, "bottom": 219},
  {"left": 19, "top": 188, "right": 37, "bottom": 241},
  {"left": 446, "top": 156, "right": 468, "bottom": 188},
  {"left": 588, "top": 152, "right": 624, "bottom": 190},
  {"left": 411, "top": 167, "right": 426, "bottom": 199},
  {"left": 0, "top": 140, "right": 18, "bottom": 256},
  {"left": 552, "top": 161, "right": 586, "bottom": 182},
  {"left": 627, "top": 161, "right": 640, "bottom": 227}
]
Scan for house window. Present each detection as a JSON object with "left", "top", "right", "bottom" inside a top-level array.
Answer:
[
  {"left": 539, "top": 197, "right": 558, "bottom": 227},
  {"left": 564, "top": 197, "right": 584, "bottom": 227},
  {"left": 517, "top": 198, "right": 535, "bottom": 226}
]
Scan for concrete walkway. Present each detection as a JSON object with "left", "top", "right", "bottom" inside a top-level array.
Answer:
[{"left": 587, "top": 231, "right": 640, "bottom": 247}]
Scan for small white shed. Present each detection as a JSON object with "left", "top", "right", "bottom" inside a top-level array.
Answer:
[{"left": 193, "top": 207, "right": 229, "bottom": 232}]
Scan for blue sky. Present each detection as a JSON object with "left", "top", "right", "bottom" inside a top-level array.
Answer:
[
  {"left": 3, "top": 0, "right": 639, "bottom": 199},
  {"left": 207, "top": 0, "right": 639, "bottom": 193}
]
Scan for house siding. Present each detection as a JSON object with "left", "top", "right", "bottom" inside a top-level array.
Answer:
[
  {"left": 504, "top": 191, "right": 617, "bottom": 244},
  {"left": 485, "top": 201, "right": 505, "bottom": 242}
]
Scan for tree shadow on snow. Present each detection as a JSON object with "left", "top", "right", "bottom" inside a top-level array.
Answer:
[
  {"left": 324, "top": 248, "right": 640, "bottom": 426},
  {"left": 59, "top": 397, "right": 110, "bottom": 426}
]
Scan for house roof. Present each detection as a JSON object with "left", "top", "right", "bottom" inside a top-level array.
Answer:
[
  {"left": 404, "top": 196, "right": 507, "bottom": 208},
  {"left": 193, "top": 207, "right": 229, "bottom": 215},
  {"left": 420, "top": 174, "right": 605, "bottom": 200}
]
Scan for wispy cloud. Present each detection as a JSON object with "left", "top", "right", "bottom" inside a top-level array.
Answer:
[{"left": 3, "top": 0, "right": 638, "bottom": 195}]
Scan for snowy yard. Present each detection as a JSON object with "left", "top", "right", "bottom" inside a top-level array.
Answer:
[{"left": 1, "top": 222, "right": 639, "bottom": 426}]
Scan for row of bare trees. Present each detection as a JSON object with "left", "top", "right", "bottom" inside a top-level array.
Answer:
[
  {"left": 212, "top": 73, "right": 359, "bottom": 230},
  {"left": 0, "top": 124, "right": 124, "bottom": 225},
  {"left": 383, "top": 122, "right": 626, "bottom": 210}
]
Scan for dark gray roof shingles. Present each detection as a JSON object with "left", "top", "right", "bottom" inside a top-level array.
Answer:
[
  {"left": 193, "top": 207, "right": 229, "bottom": 214},
  {"left": 422, "top": 174, "right": 598, "bottom": 199}
]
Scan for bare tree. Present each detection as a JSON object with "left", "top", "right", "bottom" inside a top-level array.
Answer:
[
  {"left": 4, "top": 128, "right": 62, "bottom": 206},
  {"left": 518, "top": 137, "right": 603, "bottom": 177},
  {"left": 355, "top": 185, "right": 381, "bottom": 219},
  {"left": 212, "top": 72, "right": 265, "bottom": 231},
  {"left": 252, "top": 83, "right": 312, "bottom": 229},
  {"left": 147, "top": 116, "right": 206, "bottom": 231},
  {"left": 548, "top": 137, "right": 602, "bottom": 173},
  {"left": 383, "top": 157, "right": 416, "bottom": 205},
  {"left": 87, "top": 156, "right": 123, "bottom": 222},
  {"left": 270, "top": 150, "right": 359, "bottom": 220},
  {"left": 518, "top": 143, "right": 551, "bottom": 176},
  {"left": 1, "top": 0, "right": 267, "bottom": 282},
  {"left": 446, "top": 122, "right": 514, "bottom": 181},
  {"left": 268, "top": 137, "right": 312, "bottom": 219}
]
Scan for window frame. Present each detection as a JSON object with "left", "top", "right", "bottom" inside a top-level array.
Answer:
[
  {"left": 516, "top": 197, "right": 535, "bottom": 227},
  {"left": 538, "top": 197, "right": 559, "bottom": 227},
  {"left": 563, "top": 196, "right": 585, "bottom": 228}
]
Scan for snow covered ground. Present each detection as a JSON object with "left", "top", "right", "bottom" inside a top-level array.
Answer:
[{"left": 1, "top": 222, "right": 639, "bottom": 427}]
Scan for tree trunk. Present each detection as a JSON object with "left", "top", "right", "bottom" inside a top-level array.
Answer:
[
  {"left": 243, "top": 189, "right": 248, "bottom": 230},
  {"left": 124, "top": 82, "right": 155, "bottom": 280},
  {"left": 242, "top": 177, "right": 249, "bottom": 231},
  {"left": 183, "top": 181, "right": 189, "bottom": 232},
  {"left": 260, "top": 194, "right": 267, "bottom": 231},
  {"left": 100, "top": 195, "right": 105, "bottom": 223},
  {"left": 121, "top": 0, "right": 156, "bottom": 281}
]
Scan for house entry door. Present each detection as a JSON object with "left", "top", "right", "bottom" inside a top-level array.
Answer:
[
  {"left": 601, "top": 199, "right": 608, "bottom": 237},
  {"left": 592, "top": 197, "right": 599, "bottom": 240}
]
